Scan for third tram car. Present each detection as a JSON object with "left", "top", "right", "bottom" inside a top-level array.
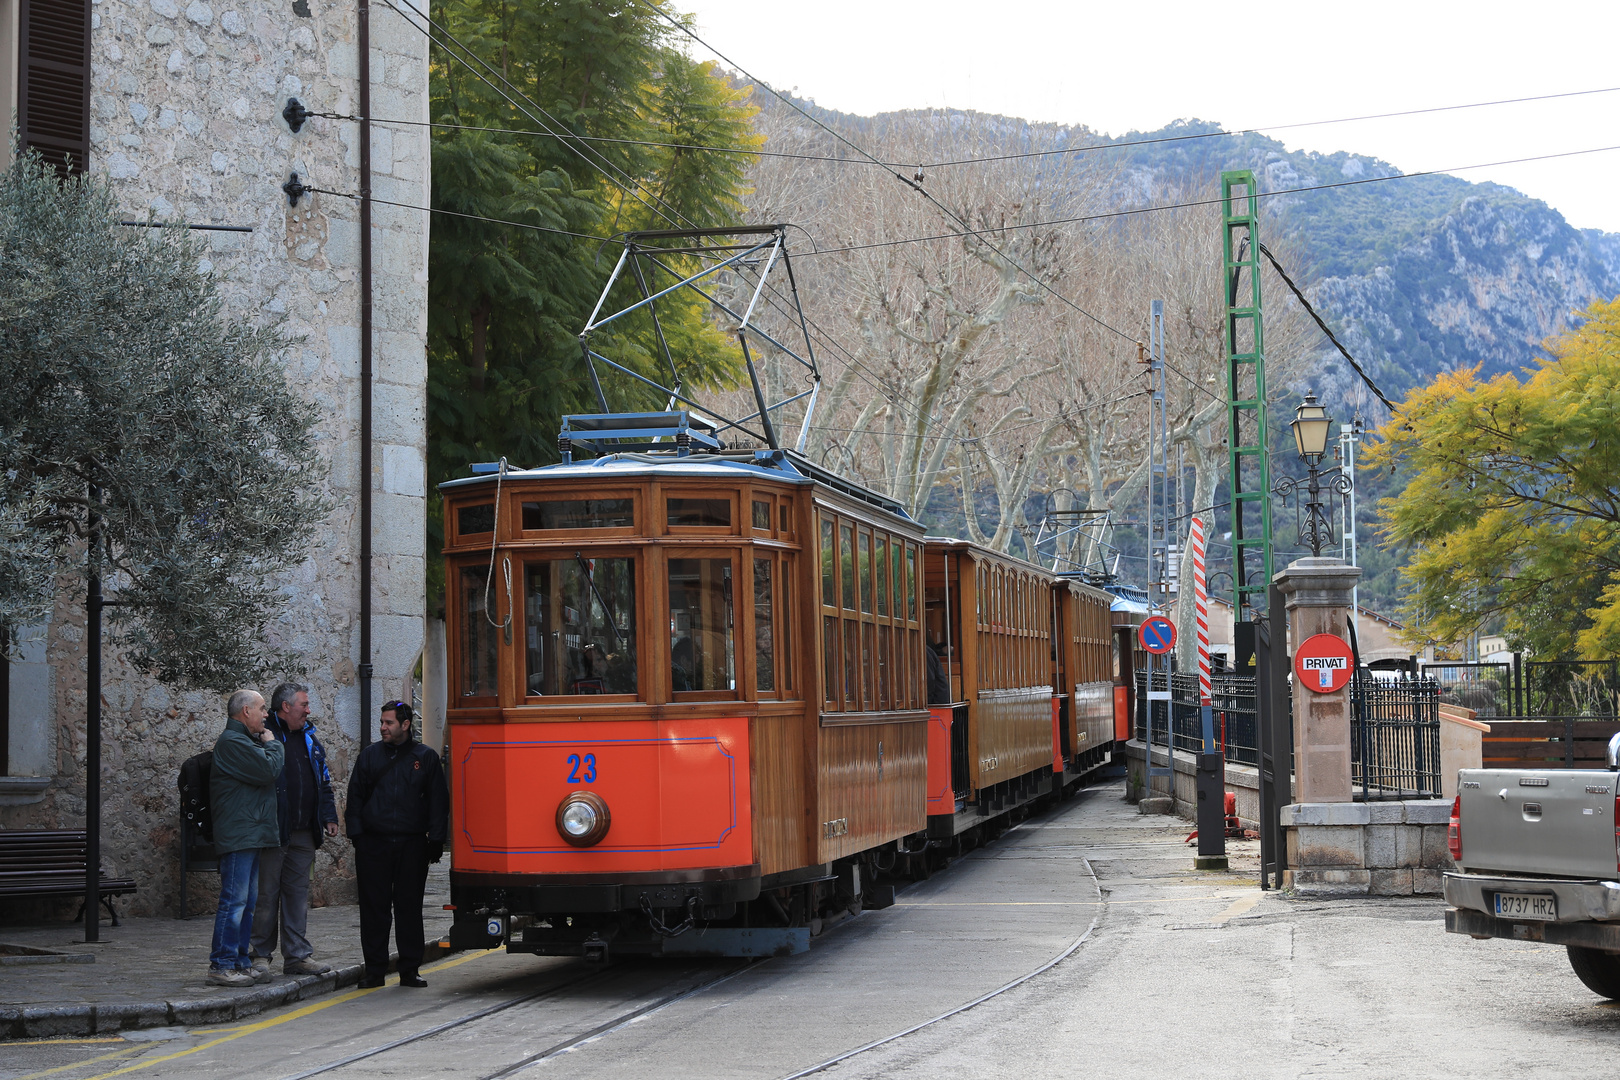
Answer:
[{"left": 439, "top": 417, "right": 1118, "bottom": 960}]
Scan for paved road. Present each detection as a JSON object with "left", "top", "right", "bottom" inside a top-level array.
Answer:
[{"left": 7, "top": 780, "right": 1620, "bottom": 1080}]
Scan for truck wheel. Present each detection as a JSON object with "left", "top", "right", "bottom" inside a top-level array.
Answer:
[{"left": 1567, "top": 946, "right": 1620, "bottom": 998}]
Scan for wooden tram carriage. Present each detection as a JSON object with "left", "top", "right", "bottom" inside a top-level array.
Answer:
[{"left": 440, "top": 425, "right": 1119, "bottom": 960}]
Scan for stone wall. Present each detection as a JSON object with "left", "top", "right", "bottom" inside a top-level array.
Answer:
[
  {"left": 1282, "top": 801, "right": 1454, "bottom": 897},
  {"left": 1, "top": 0, "right": 429, "bottom": 921}
]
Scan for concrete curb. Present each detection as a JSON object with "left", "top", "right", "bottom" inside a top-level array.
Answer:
[{"left": 1, "top": 962, "right": 371, "bottom": 1039}]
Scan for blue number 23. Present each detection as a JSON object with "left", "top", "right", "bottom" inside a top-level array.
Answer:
[{"left": 565, "top": 753, "right": 597, "bottom": 784}]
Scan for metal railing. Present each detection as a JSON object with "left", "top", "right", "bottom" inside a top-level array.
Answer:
[
  {"left": 1135, "top": 671, "right": 1262, "bottom": 766},
  {"left": 1352, "top": 676, "right": 1441, "bottom": 800}
]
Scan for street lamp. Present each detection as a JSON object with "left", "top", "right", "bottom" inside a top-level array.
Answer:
[{"left": 1272, "top": 393, "right": 1352, "bottom": 559}]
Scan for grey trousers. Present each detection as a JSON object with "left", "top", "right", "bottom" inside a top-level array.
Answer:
[{"left": 250, "top": 830, "right": 316, "bottom": 963}]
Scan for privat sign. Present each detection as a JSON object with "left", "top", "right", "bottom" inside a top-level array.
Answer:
[{"left": 1293, "top": 633, "right": 1354, "bottom": 693}]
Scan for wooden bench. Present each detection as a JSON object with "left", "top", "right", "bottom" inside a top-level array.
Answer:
[{"left": 0, "top": 829, "right": 137, "bottom": 926}]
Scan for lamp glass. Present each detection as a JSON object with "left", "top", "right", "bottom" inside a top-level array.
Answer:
[{"left": 1292, "top": 397, "right": 1332, "bottom": 458}]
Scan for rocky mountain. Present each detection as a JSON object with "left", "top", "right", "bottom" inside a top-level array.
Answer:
[{"left": 1096, "top": 121, "right": 1620, "bottom": 409}]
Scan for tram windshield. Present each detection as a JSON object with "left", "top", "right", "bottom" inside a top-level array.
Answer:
[{"left": 523, "top": 557, "right": 637, "bottom": 696}]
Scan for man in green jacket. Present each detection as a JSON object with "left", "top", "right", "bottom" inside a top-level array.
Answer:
[{"left": 208, "top": 689, "right": 284, "bottom": 987}]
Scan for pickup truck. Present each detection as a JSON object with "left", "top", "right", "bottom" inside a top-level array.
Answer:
[{"left": 1443, "top": 737, "right": 1620, "bottom": 998}]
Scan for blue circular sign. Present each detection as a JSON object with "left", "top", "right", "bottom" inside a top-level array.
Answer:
[{"left": 1139, "top": 616, "right": 1176, "bottom": 654}]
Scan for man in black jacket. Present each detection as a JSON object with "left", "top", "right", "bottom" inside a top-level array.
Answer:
[{"left": 345, "top": 701, "right": 449, "bottom": 988}]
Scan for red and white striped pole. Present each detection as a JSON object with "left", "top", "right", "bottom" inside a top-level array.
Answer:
[{"left": 1189, "top": 515, "right": 1212, "bottom": 707}]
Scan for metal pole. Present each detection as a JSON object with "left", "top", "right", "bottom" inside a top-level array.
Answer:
[
  {"left": 84, "top": 486, "right": 102, "bottom": 943},
  {"left": 358, "top": 0, "right": 374, "bottom": 746},
  {"left": 1146, "top": 302, "right": 1172, "bottom": 784},
  {"left": 1341, "top": 420, "right": 1360, "bottom": 634}
]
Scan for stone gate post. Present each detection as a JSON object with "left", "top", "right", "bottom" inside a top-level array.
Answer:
[{"left": 1277, "top": 557, "right": 1361, "bottom": 802}]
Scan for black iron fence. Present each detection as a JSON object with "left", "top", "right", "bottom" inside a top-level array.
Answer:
[
  {"left": 1135, "top": 671, "right": 1261, "bottom": 766},
  {"left": 1351, "top": 676, "right": 1442, "bottom": 800},
  {"left": 1135, "top": 669, "right": 1443, "bottom": 798},
  {"left": 1421, "top": 657, "right": 1619, "bottom": 719}
]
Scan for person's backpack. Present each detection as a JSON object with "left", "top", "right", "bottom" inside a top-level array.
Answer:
[{"left": 178, "top": 751, "right": 215, "bottom": 843}]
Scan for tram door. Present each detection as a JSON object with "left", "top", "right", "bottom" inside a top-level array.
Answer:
[{"left": 924, "top": 550, "right": 970, "bottom": 798}]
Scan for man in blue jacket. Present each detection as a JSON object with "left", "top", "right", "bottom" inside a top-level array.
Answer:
[
  {"left": 208, "top": 689, "right": 284, "bottom": 987},
  {"left": 250, "top": 682, "right": 340, "bottom": 977}
]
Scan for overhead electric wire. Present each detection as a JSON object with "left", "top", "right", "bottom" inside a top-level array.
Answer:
[
  {"left": 336, "top": 83, "right": 1620, "bottom": 171},
  {"left": 797, "top": 143, "right": 1620, "bottom": 257},
  {"left": 633, "top": 0, "right": 1145, "bottom": 355},
  {"left": 1256, "top": 242, "right": 1397, "bottom": 414},
  {"left": 380, "top": 0, "right": 1015, "bottom": 470}
]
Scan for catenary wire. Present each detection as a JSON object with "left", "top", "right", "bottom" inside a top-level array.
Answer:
[
  {"left": 1257, "top": 241, "right": 1396, "bottom": 413},
  {"left": 309, "top": 82, "right": 1620, "bottom": 169}
]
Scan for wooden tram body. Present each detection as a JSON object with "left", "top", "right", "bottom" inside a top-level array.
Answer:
[{"left": 440, "top": 442, "right": 1119, "bottom": 960}]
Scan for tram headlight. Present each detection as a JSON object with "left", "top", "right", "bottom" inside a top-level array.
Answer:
[{"left": 555, "top": 791, "right": 611, "bottom": 847}]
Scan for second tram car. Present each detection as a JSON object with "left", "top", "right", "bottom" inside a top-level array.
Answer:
[{"left": 439, "top": 418, "right": 1119, "bottom": 959}]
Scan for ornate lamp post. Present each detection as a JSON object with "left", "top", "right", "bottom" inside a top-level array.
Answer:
[{"left": 1271, "top": 394, "right": 1352, "bottom": 558}]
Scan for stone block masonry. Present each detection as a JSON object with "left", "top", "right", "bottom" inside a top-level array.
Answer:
[
  {"left": 1281, "top": 801, "right": 1455, "bottom": 897},
  {"left": 1, "top": 0, "right": 429, "bottom": 922}
]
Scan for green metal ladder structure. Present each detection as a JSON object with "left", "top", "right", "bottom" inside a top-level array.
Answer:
[{"left": 1221, "top": 170, "right": 1274, "bottom": 620}]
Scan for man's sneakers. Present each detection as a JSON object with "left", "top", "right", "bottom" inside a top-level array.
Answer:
[
  {"left": 206, "top": 967, "right": 256, "bottom": 988},
  {"left": 248, "top": 957, "right": 273, "bottom": 983},
  {"left": 284, "top": 958, "right": 333, "bottom": 976}
]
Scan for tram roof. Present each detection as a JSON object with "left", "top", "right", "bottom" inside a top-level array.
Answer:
[{"left": 439, "top": 449, "right": 913, "bottom": 519}]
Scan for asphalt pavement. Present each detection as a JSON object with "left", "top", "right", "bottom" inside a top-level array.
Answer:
[{"left": 5, "top": 781, "right": 1620, "bottom": 1080}]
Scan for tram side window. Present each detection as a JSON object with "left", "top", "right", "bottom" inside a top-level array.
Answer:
[
  {"left": 754, "top": 558, "right": 775, "bottom": 693},
  {"left": 522, "top": 499, "right": 633, "bottom": 530},
  {"left": 458, "top": 503, "right": 494, "bottom": 536},
  {"left": 668, "top": 498, "right": 730, "bottom": 527},
  {"left": 524, "top": 558, "right": 637, "bottom": 696},
  {"left": 459, "top": 567, "right": 499, "bottom": 698},
  {"left": 669, "top": 559, "right": 735, "bottom": 692}
]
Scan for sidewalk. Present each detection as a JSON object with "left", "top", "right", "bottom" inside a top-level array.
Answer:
[{"left": 0, "top": 863, "right": 454, "bottom": 1039}]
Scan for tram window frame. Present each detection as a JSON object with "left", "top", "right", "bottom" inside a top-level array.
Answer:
[
  {"left": 816, "top": 510, "right": 925, "bottom": 716},
  {"left": 453, "top": 501, "right": 496, "bottom": 544},
  {"left": 665, "top": 491, "right": 736, "bottom": 533},
  {"left": 666, "top": 549, "right": 740, "bottom": 701},
  {"left": 519, "top": 551, "right": 641, "bottom": 701},
  {"left": 751, "top": 552, "right": 795, "bottom": 699},
  {"left": 517, "top": 493, "right": 638, "bottom": 536},
  {"left": 451, "top": 561, "right": 502, "bottom": 705}
]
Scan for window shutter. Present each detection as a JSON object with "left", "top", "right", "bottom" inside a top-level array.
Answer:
[{"left": 18, "top": 0, "right": 92, "bottom": 176}]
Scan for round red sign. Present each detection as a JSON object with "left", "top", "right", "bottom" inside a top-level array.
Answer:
[{"left": 1293, "top": 633, "right": 1355, "bottom": 694}]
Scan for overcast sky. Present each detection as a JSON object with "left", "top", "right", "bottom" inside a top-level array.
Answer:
[{"left": 676, "top": 0, "right": 1620, "bottom": 235}]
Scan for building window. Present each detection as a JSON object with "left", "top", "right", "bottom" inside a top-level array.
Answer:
[{"left": 16, "top": 0, "right": 91, "bottom": 176}]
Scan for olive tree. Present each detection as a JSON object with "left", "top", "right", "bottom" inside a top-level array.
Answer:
[{"left": 0, "top": 152, "right": 327, "bottom": 691}]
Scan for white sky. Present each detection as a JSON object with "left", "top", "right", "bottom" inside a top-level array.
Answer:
[{"left": 677, "top": 0, "right": 1620, "bottom": 235}]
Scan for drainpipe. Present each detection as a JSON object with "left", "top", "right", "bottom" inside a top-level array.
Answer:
[{"left": 358, "top": 0, "right": 374, "bottom": 746}]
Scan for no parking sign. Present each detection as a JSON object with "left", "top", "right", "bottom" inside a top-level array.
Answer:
[
  {"left": 1294, "top": 633, "right": 1354, "bottom": 693},
  {"left": 1138, "top": 616, "right": 1176, "bottom": 655}
]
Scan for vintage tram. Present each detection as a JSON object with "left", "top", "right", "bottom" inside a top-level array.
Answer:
[{"left": 439, "top": 417, "right": 1118, "bottom": 960}]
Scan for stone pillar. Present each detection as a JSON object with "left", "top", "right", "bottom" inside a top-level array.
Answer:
[{"left": 1276, "top": 557, "right": 1361, "bottom": 803}]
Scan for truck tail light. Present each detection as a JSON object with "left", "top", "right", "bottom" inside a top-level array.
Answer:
[{"left": 1447, "top": 794, "right": 1462, "bottom": 863}]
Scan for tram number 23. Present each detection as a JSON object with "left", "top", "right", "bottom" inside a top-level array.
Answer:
[{"left": 565, "top": 753, "right": 598, "bottom": 784}]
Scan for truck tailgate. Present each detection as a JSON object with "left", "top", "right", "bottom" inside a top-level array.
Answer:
[{"left": 1458, "top": 768, "right": 1617, "bottom": 878}]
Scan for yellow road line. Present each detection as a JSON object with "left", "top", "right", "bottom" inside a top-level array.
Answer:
[
  {"left": 75, "top": 949, "right": 496, "bottom": 1080},
  {"left": 10, "top": 1045, "right": 144, "bottom": 1080},
  {"left": 1211, "top": 893, "right": 1262, "bottom": 923}
]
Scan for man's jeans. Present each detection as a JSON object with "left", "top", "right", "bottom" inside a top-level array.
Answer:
[
  {"left": 210, "top": 849, "right": 261, "bottom": 970},
  {"left": 251, "top": 830, "right": 317, "bottom": 963}
]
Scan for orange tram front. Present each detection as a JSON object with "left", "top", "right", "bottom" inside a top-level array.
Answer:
[{"left": 439, "top": 447, "right": 1120, "bottom": 961}]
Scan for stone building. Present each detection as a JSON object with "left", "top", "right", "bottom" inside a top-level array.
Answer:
[{"left": 0, "top": 0, "right": 430, "bottom": 918}]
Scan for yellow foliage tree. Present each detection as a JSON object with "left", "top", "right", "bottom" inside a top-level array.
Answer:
[{"left": 1368, "top": 294, "right": 1620, "bottom": 658}]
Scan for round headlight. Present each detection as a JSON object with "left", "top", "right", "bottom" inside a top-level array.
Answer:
[{"left": 555, "top": 791, "right": 610, "bottom": 847}]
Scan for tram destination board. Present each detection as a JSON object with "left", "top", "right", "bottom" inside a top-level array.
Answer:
[
  {"left": 1139, "top": 616, "right": 1176, "bottom": 655},
  {"left": 1293, "top": 633, "right": 1354, "bottom": 693}
]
